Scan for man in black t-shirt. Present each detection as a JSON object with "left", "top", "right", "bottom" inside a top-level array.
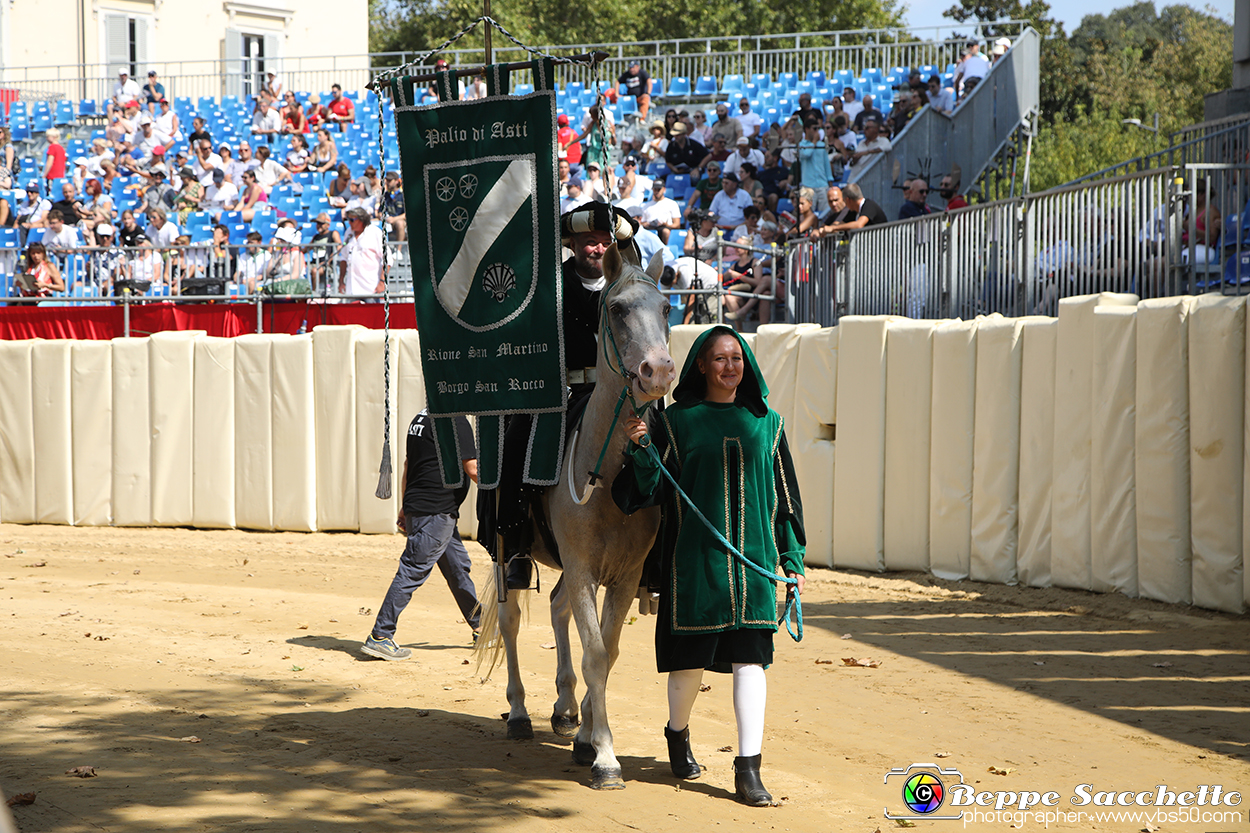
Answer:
[
  {"left": 820, "top": 183, "right": 887, "bottom": 234},
  {"left": 362, "top": 411, "right": 481, "bottom": 661},
  {"left": 618, "top": 60, "right": 653, "bottom": 120}
]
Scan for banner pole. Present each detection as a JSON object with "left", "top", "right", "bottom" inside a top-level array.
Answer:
[{"left": 483, "top": 0, "right": 492, "bottom": 66}]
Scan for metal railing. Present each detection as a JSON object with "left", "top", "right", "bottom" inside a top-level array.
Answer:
[
  {"left": 0, "top": 23, "right": 1033, "bottom": 107},
  {"left": 784, "top": 163, "right": 1250, "bottom": 324},
  {"left": 1067, "top": 116, "right": 1250, "bottom": 187},
  {"left": 850, "top": 28, "right": 1041, "bottom": 220}
]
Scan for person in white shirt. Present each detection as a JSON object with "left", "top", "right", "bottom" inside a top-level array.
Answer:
[
  {"left": 338, "top": 208, "right": 386, "bottom": 295},
  {"left": 252, "top": 145, "right": 292, "bottom": 194},
  {"left": 130, "top": 238, "right": 165, "bottom": 286},
  {"left": 134, "top": 118, "right": 171, "bottom": 163},
  {"left": 113, "top": 70, "right": 141, "bottom": 108},
  {"left": 464, "top": 73, "right": 487, "bottom": 100},
  {"left": 192, "top": 139, "right": 224, "bottom": 187},
  {"left": 954, "top": 39, "right": 991, "bottom": 94},
  {"left": 735, "top": 99, "right": 764, "bottom": 140},
  {"left": 639, "top": 180, "right": 683, "bottom": 244},
  {"left": 841, "top": 88, "right": 865, "bottom": 123},
  {"left": 40, "top": 209, "right": 79, "bottom": 254},
  {"left": 223, "top": 142, "right": 253, "bottom": 187},
  {"left": 722, "top": 137, "right": 766, "bottom": 178},
  {"left": 155, "top": 98, "right": 182, "bottom": 142},
  {"left": 203, "top": 168, "right": 240, "bottom": 214},
  {"left": 344, "top": 178, "right": 379, "bottom": 216},
  {"left": 846, "top": 118, "right": 892, "bottom": 168},
  {"left": 235, "top": 232, "right": 271, "bottom": 289},
  {"left": 264, "top": 71, "right": 284, "bottom": 100},
  {"left": 709, "top": 173, "right": 754, "bottom": 232},
  {"left": 251, "top": 93, "right": 283, "bottom": 142},
  {"left": 146, "top": 208, "right": 180, "bottom": 249}
]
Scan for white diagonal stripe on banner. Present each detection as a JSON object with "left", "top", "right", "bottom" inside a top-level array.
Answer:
[{"left": 438, "top": 159, "right": 532, "bottom": 315}]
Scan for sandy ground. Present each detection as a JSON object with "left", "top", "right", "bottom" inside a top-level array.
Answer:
[{"left": 2, "top": 524, "right": 1249, "bottom": 833}]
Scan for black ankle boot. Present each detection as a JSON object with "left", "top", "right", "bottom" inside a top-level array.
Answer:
[
  {"left": 733, "top": 754, "right": 773, "bottom": 806},
  {"left": 664, "top": 724, "right": 702, "bottom": 779},
  {"left": 504, "top": 555, "right": 532, "bottom": 590}
]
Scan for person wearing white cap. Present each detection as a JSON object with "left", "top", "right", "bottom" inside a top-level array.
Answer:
[
  {"left": 991, "top": 36, "right": 1012, "bottom": 62},
  {"left": 90, "top": 223, "right": 125, "bottom": 293},
  {"left": 722, "top": 136, "right": 765, "bottom": 178},
  {"left": 258, "top": 225, "right": 306, "bottom": 294},
  {"left": 113, "top": 69, "right": 141, "bottom": 108}
]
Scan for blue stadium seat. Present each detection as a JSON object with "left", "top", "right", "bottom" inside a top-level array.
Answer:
[
  {"left": 863, "top": 67, "right": 883, "bottom": 85},
  {"left": 919, "top": 64, "right": 938, "bottom": 78},
  {"left": 667, "top": 173, "right": 691, "bottom": 200},
  {"left": 806, "top": 70, "right": 827, "bottom": 88},
  {"left": 619, "top": 95, "right": 637, "bottom": 115},
  {"left": 184, "top": 211, "right": 212, "bottom": 229},
  {"left": 744, "top": 83, "right": 759, "bottom": 98},
  {"left": 650, "top": 77, "right": 666, "bottom": 98},
  {"left": 694, "top": 76, "right": 718, "bottom": 96},
  {"left": 221, "top": 211, "right": 245, "bottom": 226},
  {"left": 891, "top": 65, "right": 909, "bottom": 78},
  {"left": 777, "top": 198, "right": 793, "bottom": 215},
  {"left": 777, "top": 72, "right": 798, "bottom": 91},
  {"left": 666, "top": 77, "right": 691, "bottom": 97},
  {"left": 669, "top": 228, "right": 687, "bottom": 251},
  {"left": 835, "top": 69, "right": 856, "bottom": 88},
  {"left": 9, "top": 102, "right": 27, "bottom": 119},
  {"left": 190, "top": 224, "right": 214, "bottom": 243},
  {"left": 794, "top": 80, "right": 815, "bottom": 98},
  {"left": 31, "top": 113, "right": 52, "bottom": 133},
  {"left": 564, "top": 81, "right": 585, "bottom": 99},
  {"left": 227, "top": 223, "right": 250, "bottom": 245},
  {"left": 721, "top": 75, "right": 745, "bottom": 94},
  {"left": 54, "top": 101, "right": 76, "bottom": 126},
  {"left": 759, "top": 89, "right": 778, "bottom": 107},
  {"left": 513, "top": 83, "right": 534, "bottom": 96},
  {"left": 763, "top": 107, "right": 781, "bottom": 128},
  {"left": 197, "top": 96, "right": 215, "bottom": 113},
  {"left": 254, "top": 223, "right": 278, "bottom": 243},
  {"left": 751, "top": 74, "right": 772, "bottom": 91}
]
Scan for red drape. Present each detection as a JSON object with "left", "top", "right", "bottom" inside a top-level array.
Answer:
[{"left": 0, "top": 300, "right": 419, "bottom": 340}]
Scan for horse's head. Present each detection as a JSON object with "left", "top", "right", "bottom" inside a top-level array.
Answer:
[{"left": 598, "top": 243, "right": 676, "bottom": 401}]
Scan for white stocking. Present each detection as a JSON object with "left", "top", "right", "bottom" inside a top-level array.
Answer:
[
  {"left": 732, "top": 663, "right": 767, "bottom": 757},
  {"left": 667, "top": 668, "right": 704, "bottom": 731}
]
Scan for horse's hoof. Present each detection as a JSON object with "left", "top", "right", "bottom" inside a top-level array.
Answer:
[
  {"left": 506, "top": 718, "right": 534, "bottom": 740},
  {"left": 590, "top": 765, "right": 626, "bottom": 790},
  {"left": 572, "top": 740, "right": 596, "bottom": 766},
  {"left": 551, "top": 714, "right": 580, "bottom": 738}
]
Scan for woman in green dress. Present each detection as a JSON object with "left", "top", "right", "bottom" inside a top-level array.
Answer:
[{"left": 617, "top": 325, "right": 805, "bottom": 806}]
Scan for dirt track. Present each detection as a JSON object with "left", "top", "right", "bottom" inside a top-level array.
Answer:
[{"left": 2, "top": 524, "right": 1249, "bottom": 832}]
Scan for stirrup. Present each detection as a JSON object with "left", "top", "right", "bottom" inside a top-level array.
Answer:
[{"left": 504, "top": 553, "right": 539, "bottom": 593}]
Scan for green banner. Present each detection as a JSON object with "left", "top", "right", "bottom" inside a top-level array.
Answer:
[{"left": 390, "top": 64, "right": 565, "bottom": 487}]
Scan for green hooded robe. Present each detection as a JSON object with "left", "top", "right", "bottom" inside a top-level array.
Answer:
[{"left": 615, "top": 326, "right": 805, "bottom": 670}]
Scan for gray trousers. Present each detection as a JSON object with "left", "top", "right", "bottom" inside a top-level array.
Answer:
[{"left": 372, "top": 512, "right": 481, "bottom": 639}]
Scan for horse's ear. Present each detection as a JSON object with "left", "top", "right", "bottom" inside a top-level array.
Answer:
[
  {"left": 602, "top": 241, "right": 622, "bottom": 284},
  {"left": 644, "top": 250, "right": 665, "bottom": 282}
]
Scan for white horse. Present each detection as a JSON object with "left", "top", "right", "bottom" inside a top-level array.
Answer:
[{"left": 478, "top": 244, "right": 676, "bottom": 789}]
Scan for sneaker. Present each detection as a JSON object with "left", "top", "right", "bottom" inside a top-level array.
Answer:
[{"left": 361, "top": 634, "right": 412, "bottom": 661}]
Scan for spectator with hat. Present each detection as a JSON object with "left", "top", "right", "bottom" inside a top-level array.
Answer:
[
  {"left": 619, "top": 60, "right": 653, "bottom": 119},
  {"left": 722, "top": 137, "right": 765, "bottom": 179},
  {"left": 15, "top": 181, "right": 51, "bottom": 245},
  {"left": 639, "top": 179, "right": 682, "bottom": 244},
  {"left": 954, "top": 38, "right": 991, "bottom": 95},
  {"left": 560, "top": 178, "right": 591, "bottom": 213},
  {"left": 305, "top": 93, "right": 330, "bottom": 131},
  {"left": 992, "top": 37, "right": 1012, "bottom": 62},
  {"left": 143, "top": 71, "right": 165, "bottom": 110},
  {"left": 641, "top": 121, "right": 669, "bottom": 178},
  {"left": 664, "top": 122, "right": 706, "bottom": 176},
  {"left": 710, "top": 172, "right": 754, "bottom": 232},
  {"left": 113, "top": 70, "right": 141, "bottom": 109},
  {"left": 90, "top": 223, "right": 124, "bottom": 291},
  {"left": 203, "top": 167, "right": 239, "bottom": 214}
]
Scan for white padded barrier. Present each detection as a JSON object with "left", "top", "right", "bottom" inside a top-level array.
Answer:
[
  {"left": 313, "top": 325, "right": 362, "bottom": 531},
  {"left": 271, "top": 334, "right": 317, "bottom": 532},
  {"left": 31, "top": 341, "right": 74, "bottom": 525},
  {"left": 234, "top": 335, "right": 274, "bottom": 531},
  {"left": 1188, "top": 294, "right": 1245, "bottom": 614},
  {"left": 971, "top": 315, "right": 1023, "bottom": 585},
  {"left": 192, "top": 337, "right": 236, "bottom": 529},
  {"left": 1051, "top": 292, "right": 1138, "bottom": 589},
  {"left": 111, "top": 338, "right": 151, "bottom": 527},
  {"left": 883, "top": 319, "right": 936, "bottom": 572},
  {"left": 929, "top": 319, "right": 978, "bottom": 580},
  {"left": 149, "top": 331, "right": 201, "bottom": 527},
  {"left": 1090, "top": 307, "right": 1138, "bottom": 596},
  {"left": 71, "top": 341, "right": 112, "bottom": 526},
  {"left": 1135, "top": 298, "right": 1193, "bottom": 604},
  {"left": 1017, "top": 317, "right": 1056, "bottom": 587},
  {"left": 355, "top": 330, "right": 401, "bottom": 534},
  {"left": 0, "top": 340, "right": 35, "bottom": 524},
  {"left": 793, "top": 327, "right": 837, "bottom": 568},
  {"left": 753, "top": 324, "right": 816, "bottom": 429},
  {"left": 833, "top": 316, "right": 890, "bottom": 571}
]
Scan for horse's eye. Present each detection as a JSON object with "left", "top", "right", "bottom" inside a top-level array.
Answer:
[{"left": 662, "top": 303, "right": 672, "bottom": 317}]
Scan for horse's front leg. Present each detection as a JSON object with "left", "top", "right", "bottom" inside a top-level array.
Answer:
[
  {"left": 499, "top": 590, "right": 533, "bottom": 740},
  {"left": 549, "top": 575, "right": 580, "bottom": 738},
  {"left": 564, "top": 563, "right": 626, "bottom": 789}
]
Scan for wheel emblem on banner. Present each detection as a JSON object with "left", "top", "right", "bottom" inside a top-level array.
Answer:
[
  {"left": 436, "top": 177, "right": 457, "bottom": 202},
  {"left": 449, "top": 206, "right": 470, "bottom": 231},
  {"left": 459, "top": 174, "right": 478, "bottom": 198}
]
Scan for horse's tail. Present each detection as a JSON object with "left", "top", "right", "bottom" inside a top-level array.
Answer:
[{"left": 472, "top": 569, "right": 504, "bottom": 679}]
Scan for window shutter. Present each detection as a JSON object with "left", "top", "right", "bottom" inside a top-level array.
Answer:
[
  {"left": 105, "top": 14, "right": 130, "bottom": 78},
  {"left": 223, "top": 28, "right": 243, "bottom": 98},
  {"left": 263, "top": 33, "right": 282, "bottom": 75},
  {"left": 133, "top": 18, "right": 149, "bottom": 78}
]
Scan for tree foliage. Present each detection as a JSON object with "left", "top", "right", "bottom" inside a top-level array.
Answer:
[{"left": 944, "top": 0, "right": 1233, "bottom": 189}]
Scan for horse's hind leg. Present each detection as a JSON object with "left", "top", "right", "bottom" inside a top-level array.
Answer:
[
  {"left": 549, "top": 575, "right": 580, "bottom": 738},
  {"left": 499, "top": 591, "right": 533, "bottom": 740}
]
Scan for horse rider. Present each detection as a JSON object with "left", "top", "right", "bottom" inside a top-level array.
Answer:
[{"left": 479, "top": 202, "right": 642, "bottom": 592}]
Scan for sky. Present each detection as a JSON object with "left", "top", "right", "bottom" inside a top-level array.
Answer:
[{"left": 901, "top": 0, "right": 1235, "bottom": 34}]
